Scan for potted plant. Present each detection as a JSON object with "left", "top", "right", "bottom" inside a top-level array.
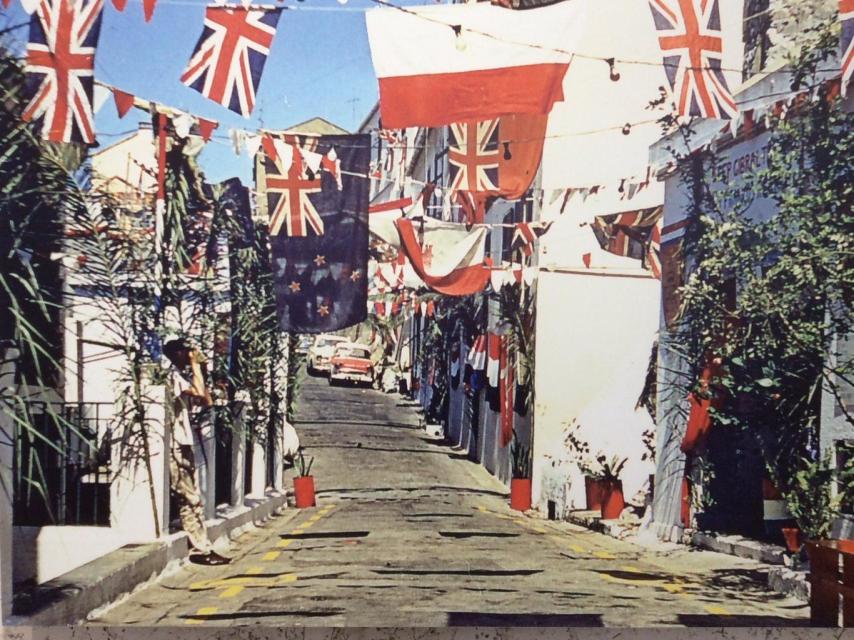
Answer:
[
  {"left": 563, "top": 421, "right": 604, "bottom": 510},
  {"left": 510, "top": 430, "right": 532, "bottom": 512},
  {"left": 293, "top": 449, "right": 316, "bottom": 508},
  {"left": 598, "top": 455, "right": 627, "bottom": 520}
]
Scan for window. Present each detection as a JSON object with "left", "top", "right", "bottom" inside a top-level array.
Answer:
[{"left": 743, "top": 0, "right": 771, "bottom": 81}]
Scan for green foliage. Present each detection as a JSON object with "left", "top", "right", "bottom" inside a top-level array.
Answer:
[
  {"left": 294, "top": 449, "right": 314, "bottom": 477},
  {"left": 0, "top": 46, "right": 100, "bottom": 521},
  {"left": 562, "top": 420, "right": 627, "bottom": 481},
  {"left": 286, "top": 333, "right": 306, "bottom": 423},
  {"left": 667, "top": 23, "right": 853, "bottom": 535},
  {"left": 499, "top": 282, "right": 536, "bottom": 414},
  {"left": 510, "top": 429, "right": 531, "bottom": 479},
  {"left": 783, "top": 456, "right": 840, "bottom": 540}
]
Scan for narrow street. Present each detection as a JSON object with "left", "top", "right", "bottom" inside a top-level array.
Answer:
[{"left": 93, "top": 375, "right": 810, "bottom": 627}]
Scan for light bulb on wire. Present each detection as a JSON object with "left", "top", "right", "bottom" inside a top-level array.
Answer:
[{"left": 452, "top": 25, "right": 467, "bottom": 52}]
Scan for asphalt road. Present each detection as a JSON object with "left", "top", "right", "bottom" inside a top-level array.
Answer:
[{"left": 93, "top": 373, "right": 809, "bottom": 627}]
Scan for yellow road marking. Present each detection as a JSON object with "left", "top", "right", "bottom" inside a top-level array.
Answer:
[
  {"left": 705, "top": 605, "right": 731, "bottom": 616},
  {"left": 219, "top": 586, "right": 244, "bottom": 599},
  {"left": 191, "top": 573, "right": 298, "bottom": 591},
  {"left": 277, "top": 538, "right": 294, "bottom": 548},
  {"left": 246, "top": 566, "right": 263, "bottom": 575},
  {"left": 186, "top": 606, "right": 218, "bottom": 624},
  {"left": 663, "top": 582, "right": 685, "bottom": 593},
  {"left": 263, "top": 550, "right": 281, "bottom": 561},
  {"left": 593, "top": 550, "right": 616, "bottom": 560}
]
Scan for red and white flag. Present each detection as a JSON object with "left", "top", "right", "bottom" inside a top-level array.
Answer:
[
  {"left": 365, "top": 1, "right": 585, "bottom": 129},
  {"left": 368, "top": 195, "right": 420, "bottom": 247},
  {"left": 486, "top": 332, "right": 501, "bottom": 388},
  {"left": 395, "top": 217, "right": 491, "bottom": 296},
  {"left": 467, "top": 334, "right": 487, "bottom": 370}
]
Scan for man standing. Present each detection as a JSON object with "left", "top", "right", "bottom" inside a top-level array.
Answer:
[{"left": 163, "top": 338, "right": 231, "bottom": 566}]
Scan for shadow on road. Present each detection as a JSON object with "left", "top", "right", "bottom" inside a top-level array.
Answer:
[
  {"left": 675, "top": 614, "right": 809, "bottom": 627},
  {"left": 447, "top": 612, "right": 603, "bottom": 626},
  {"left": 373, "top": 568, "right": 543, "bottom": 577}
]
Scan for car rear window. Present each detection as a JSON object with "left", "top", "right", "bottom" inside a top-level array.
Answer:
[{"left": 338, "top": 347, "right": 370, "bottom": 359}]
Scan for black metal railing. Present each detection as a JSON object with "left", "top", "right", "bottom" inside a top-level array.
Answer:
[{"left": 13, "top": 402, "right": 113, "bottom": 526}]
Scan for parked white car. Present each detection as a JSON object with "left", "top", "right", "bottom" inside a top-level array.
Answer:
[
  {"left": 307, "top": 334, "right": 349, "bottom": 375},
  {"left": 328, "top": 343, "right": 375, "bottom": 386}
]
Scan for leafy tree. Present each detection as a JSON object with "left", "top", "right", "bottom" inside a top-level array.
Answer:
[{"left": 666, "top": 23, "right": 853, "bottom": 537}]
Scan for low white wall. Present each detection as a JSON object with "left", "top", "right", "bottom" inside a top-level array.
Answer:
[{"left": 12, "top": 526, "right": 131, "bottom": 585}]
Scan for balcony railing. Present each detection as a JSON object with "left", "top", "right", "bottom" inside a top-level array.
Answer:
[{"left": 13, "top": 402, "right": 113, "bottom": 526}]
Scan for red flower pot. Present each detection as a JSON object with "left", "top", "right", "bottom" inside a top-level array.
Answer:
[
  {"left": 600, "top": 479, "right": 625, "bottom": 520},
  {"left": 293, "top": 475, "right": 316, "bottom": 508},
  {"left": 585, "top": 476, "right": 604, "bottom": 511},
  {"left": 510, "top": 478, "right": 532, "bottom": 512},
  {"left": 781, "top": 527, "right": 802, "bottom": 553}
]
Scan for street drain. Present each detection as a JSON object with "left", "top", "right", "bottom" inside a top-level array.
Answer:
[
  {"left": 279, "top": 531, "right": 369, "bottom": 540},
  {"left": 438, "top": 531, "right": 520, "bottom": 539}
]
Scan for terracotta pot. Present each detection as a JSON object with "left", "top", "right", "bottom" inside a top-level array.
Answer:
[
  {"left": 600, "top": 479, "right": 625, "bottom": 520},
  {"left": 293, "top": 475, "right": 316, "bottom": 508},
  {"left": 584, "top": 476, "right": 604, "bottom": 511},
  {"left": 781, "top": 527, "right": 802, "bottom": 553},
  {"left": 510, "top": 478, "right": 532, "bottom": 512},
  {"left": 681, "top": 477, "right": 691, "bottom": 528}
]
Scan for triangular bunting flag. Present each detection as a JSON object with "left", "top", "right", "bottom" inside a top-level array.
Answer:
[
  {"left": 112, "top": 0, "right": 127, "bottom": 10},
  {"left": 143, "top": 0, "right": 156, "bottom": 21},
  {"left": 197, "top": 118, "right": 218, "bottom": 142},
  {"left": 262, "top": 134, "right": 278, "bottom": 163}
]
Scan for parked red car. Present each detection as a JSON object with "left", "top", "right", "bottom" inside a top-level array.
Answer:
[{"left": 328, "top": 343, "right": 374, "bottom": 386}]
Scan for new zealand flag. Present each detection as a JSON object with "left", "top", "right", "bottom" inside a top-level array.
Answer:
[{"left": 259, "top": 133, "right": 371, "bottom": 333}]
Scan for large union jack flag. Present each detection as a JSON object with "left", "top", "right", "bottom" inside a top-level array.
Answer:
[
  {"left": 265, "top": 144, "right": 324, "bottom": 238},
  {"left": 181, "top": 7, "right": 281, "bottom": 118},
  {"left": 448, "top": 119, "right": 499, "bottom": 221},
  {"left": 22, "top": 0, "right": 104, "bottom": 145},
  {"left": 648, "top": 0, "right": 738, "bottom": 120},
  {"left": 842, "top": 0, "right": 854, "bottom": 96}
]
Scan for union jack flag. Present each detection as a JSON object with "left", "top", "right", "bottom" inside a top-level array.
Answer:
[
  {"left": 841, "top": 0, "right": 854, "bottom": 96},
  {"left": 511, "top": 222, "right": 552, "bottom": 258},
  {"left": 448, "top": 119, "right": 499, "bottom": 222},
  {"left": 648, "top": 0, "right": 738, "bottom": 120},
  {"left": 180, "top": 7, "right": 281, "bottom": 118},
  {"left": 22, "top": 0, "right": 104, "bottom": 144},
  {"left": 591, "top": 206, "right": 663, "bottom": 279},
  {"left": 265, "top": 143, "right": 324, "bottom": 238}
]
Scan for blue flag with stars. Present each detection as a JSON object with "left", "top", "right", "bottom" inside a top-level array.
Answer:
[{"left": 260, "top": 133, "right": 371, "bottom": 333}]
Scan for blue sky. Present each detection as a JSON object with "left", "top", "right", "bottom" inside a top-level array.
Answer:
[{"left": 1, "top": 0, "right": 406, "bottom": 184}]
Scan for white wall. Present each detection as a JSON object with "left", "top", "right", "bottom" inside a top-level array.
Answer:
[
  {"left": 91, "top": 128, "right": 157, "bottom": 199},
  {"left": 531, "top": 0, "right": 666, "bottom": 516}
]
